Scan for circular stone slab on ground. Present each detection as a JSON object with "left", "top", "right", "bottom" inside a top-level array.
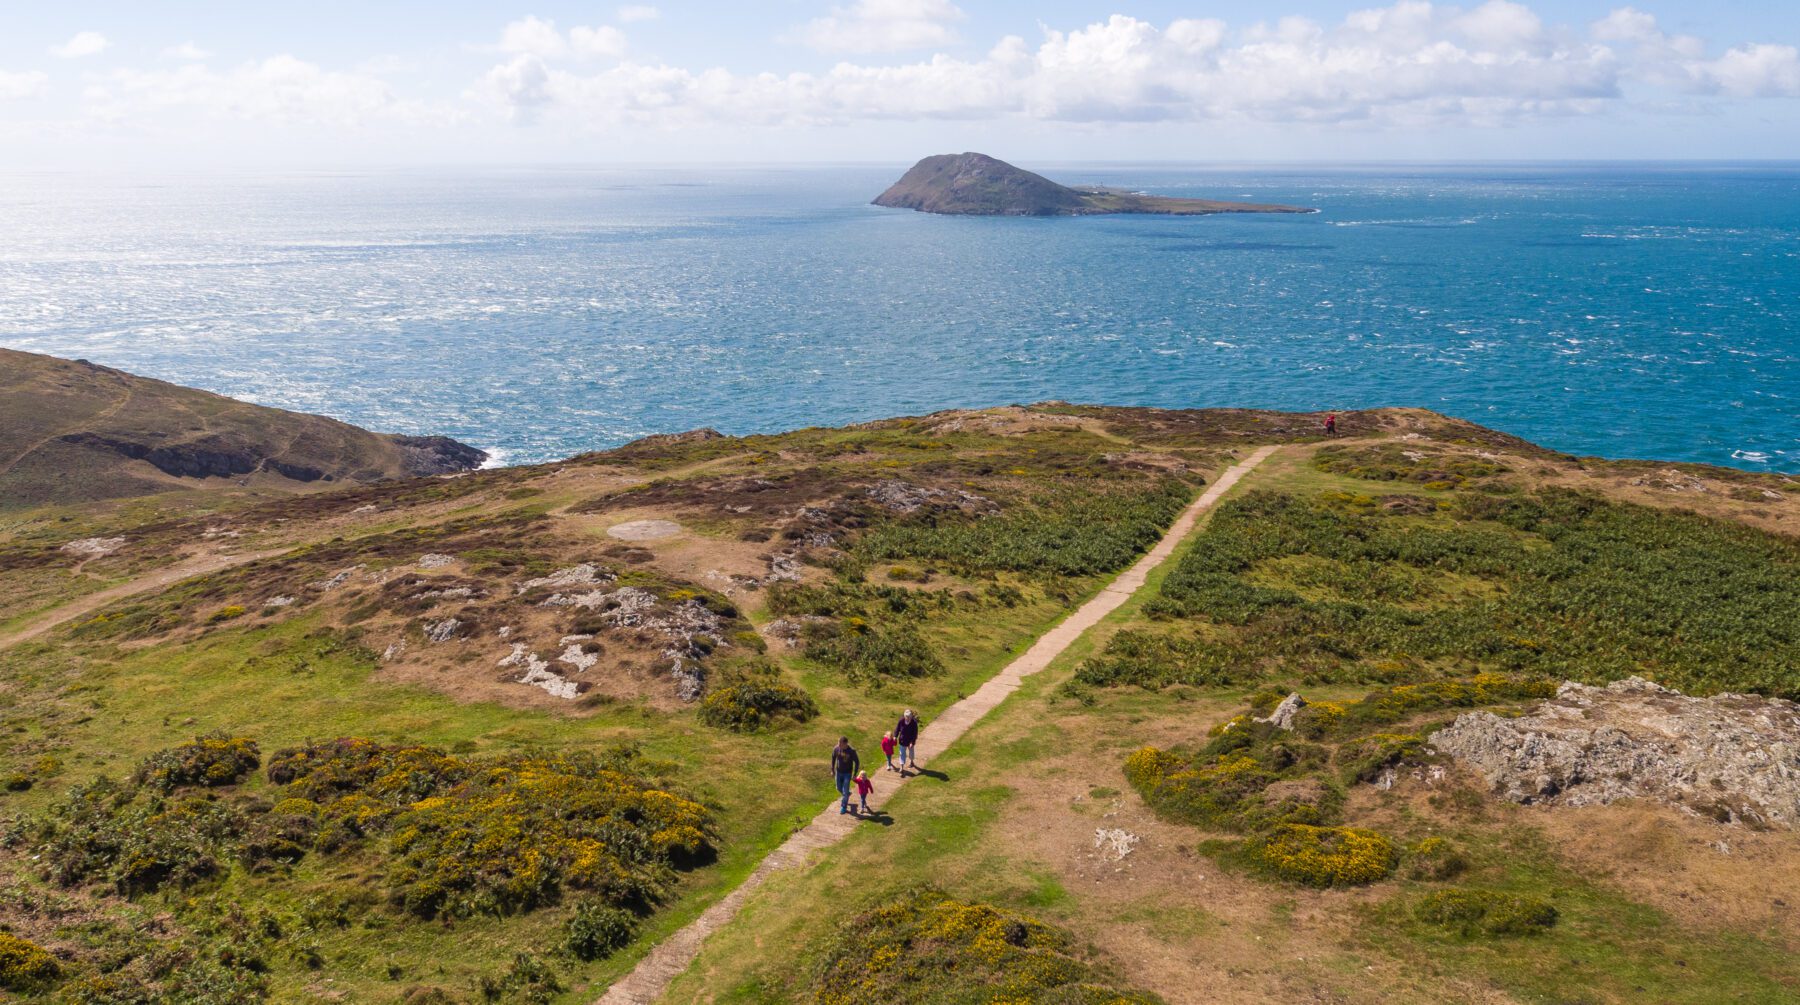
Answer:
[{"left": 607, "top": 519, "right": 683, "bottom": 542}]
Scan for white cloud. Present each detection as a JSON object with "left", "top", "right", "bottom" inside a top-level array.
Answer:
[
  {"left": 1590, "top": 7, "right": 1799, "bottom": 97},
  {"left": 13, "top": 1, "right": 1800, "bottom": 159},
  {"left": 0, "top": 70, "right": 50, "bottom": 101},
  {"left": 796, "top": 0, "right": 967, "bottom": 54},
  {"left": 571, "top": 25, "right": 628, "bottom": 59},
  {"left": 617, "top": 5, "right": 660, "bottom": 24},
  {"left": 161, "top": 42, "right": 213, "bottom": 61},
  {"left": 503, "top": 4, "right": 1650, "bottom": 128},
  {"left": 498, "top": 16, "right": 627, "bottom": 60},
  {"left": 1692, "top": 43, "right": 1800, "bottom": 97},
  {"left": 51, "top": 31, "right": 110, "bottom": 59},
  {"left": 85, "top": 56, "right": 424, "bottom": 128}
]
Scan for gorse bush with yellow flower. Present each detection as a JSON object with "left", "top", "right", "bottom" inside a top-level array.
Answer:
[
  {"left": 1119, "top": 678, "right": 1556, "bottom": 890},
  {"left": 1244, "top": 824, "right": 1399, "bottom": 887},
  {"left": 29, "top": 735, "right": 711, "bottom": 929},
  {"left": 132, "top": 732, "right": 261, "bottom": 792},
  {"left": 811, "top": 888, "right": 1164, "bottom": 1005},
  {"left": 0, "top": 933, "right": 61, "bottom": 992},
  {"left": 268, "top": 739, "right": 713, "bottom": 919}
]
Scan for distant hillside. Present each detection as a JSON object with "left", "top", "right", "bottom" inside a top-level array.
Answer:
[
  {"left": 0, "top": 349, "right": 486, "bottom": 508},
  {"left": 873, "top": 152, "right": 1314, "bottom": 217}
]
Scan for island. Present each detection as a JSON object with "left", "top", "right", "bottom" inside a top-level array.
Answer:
[{"left": 872, "top": 151, "right": 1315, "bottom": 217}]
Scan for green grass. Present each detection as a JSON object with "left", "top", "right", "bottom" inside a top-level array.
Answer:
[{"left": 1364, "top": 827, "right": 1800, "bottom": 1003}]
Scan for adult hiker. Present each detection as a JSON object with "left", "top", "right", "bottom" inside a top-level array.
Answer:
[
  {"left": 830, "top": 736, "right": 861, "bottom": 814},
  {"left": 893, "top": 709, "right": 921, "bottom": 773},
  {"left": 1323, "top": 413, "right": 1338, "bottom": 437}
]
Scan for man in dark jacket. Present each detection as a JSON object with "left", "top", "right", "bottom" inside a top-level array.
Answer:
[
  {"left": 830, "top": 736, "right": 861, "bottom": 814},
  {"left": 893, "top": 709, "right": 921, "bottom": 774}
]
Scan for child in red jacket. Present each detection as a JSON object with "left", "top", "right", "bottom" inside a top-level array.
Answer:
[
  {"left": 880, "top": 732, "right": 897, "bottom": 772},
  {"left": 853, "top": 770, "right": 874, "bottom": 814}
]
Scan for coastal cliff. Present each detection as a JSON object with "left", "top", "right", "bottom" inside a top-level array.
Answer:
[{"left": 0, "top": 349, "right": 486, "bottom": 507}]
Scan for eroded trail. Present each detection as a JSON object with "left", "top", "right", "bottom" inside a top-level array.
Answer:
[
  {"left": 0, "top": 548, "right": 286, "bottom": 648},
  {"left": 596, "top": 445, "right": 1278, "bottom": 1004}
]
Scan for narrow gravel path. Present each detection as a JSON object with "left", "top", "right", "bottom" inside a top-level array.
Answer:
[{"left": 596, "top": 445, "right": 1278, "bottom": 1004}]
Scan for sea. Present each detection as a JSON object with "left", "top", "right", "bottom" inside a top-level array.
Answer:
[{"left": 1, "top": 164, "right": 1796, "bottom": 472}]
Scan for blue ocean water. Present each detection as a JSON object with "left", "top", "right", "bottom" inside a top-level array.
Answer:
[{"left": 1, "top": 164, "right": 1796, "bottom": 471}]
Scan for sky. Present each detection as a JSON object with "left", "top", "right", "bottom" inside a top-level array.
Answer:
[{"left": 2, "top": 1, "right": 1798, "bottom": 167}]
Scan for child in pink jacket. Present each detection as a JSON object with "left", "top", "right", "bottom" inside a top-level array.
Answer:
[{"left": 853, "top": 770, "right": 874, "bottom": 814}]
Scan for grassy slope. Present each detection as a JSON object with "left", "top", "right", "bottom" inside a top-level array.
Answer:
[
  {"left": 664, "top": 441, "right": 1800, "bottom": 1005},
  {"left": 5, "top": 407, "right": 1800, "bottom": 1003},
  {"left": 0, "top": 405, "right": 1253, "bottom": 1002}
]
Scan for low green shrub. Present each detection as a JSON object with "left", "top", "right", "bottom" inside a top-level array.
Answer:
[
  {"left": 810, "top": 887, "right": 1163, "bottom": 1004},
  {"left": 134, "top": 733, "right": 261, "bottom": 792},
  {"left": 1335, "top": 732, "right": 1427, "bottom": 785},
  {"left": 1074, "top": 630, "right": 1249, "bottom": 689},
  {"left": 564, "top": 902, "right": 637, "bottom": 961},
  {"left": 477, "top": 953, "right": 561, "bottom": 1004},
  {"left": 802, "top": 619, "right": 942, "bottom": 682},
  {"left": 853, "top": 479, "right": 1191, "bottom": 579},
  {"left": 1292, "top": 675, "right": 1557, "bottom": 741},
  {"left": 1124, "top": 741, "right": 1334, "bottom": 833},
  {"left": 1313, "top": 444, "right": 1508, "bottom": 486},
  {"left": 1403, "top": 836, "right": 1468, "bottom": 881},
  {"left": 1415, "top": 888, "right": 1558, "bottom": 936},
  {"left": 33, "top": 777, "right": 249, "bottom": 894},
  {"left": 1243, "top": 824, "right": 1397, "bottom": 887},
  {"left": 0, "top": 932, "right": 61, "bottom": 992},
  {"left": 698, "top": 676, "right": 818, "bottom": 731},
  {"left": 1148, "top": 487, "right": 1800, "bottom": 698}
]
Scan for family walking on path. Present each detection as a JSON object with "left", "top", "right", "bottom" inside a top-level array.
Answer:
[{"left": 832, "top": 709, "right": 924, "bottom": 817}]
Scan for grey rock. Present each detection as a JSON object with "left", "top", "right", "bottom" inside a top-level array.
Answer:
[
  {"left": 1260, "top": 693, "right": 1307, "bottom": 730},
  {"left": 1430, "top": 677, "right": 1800, "bottom": 827}
]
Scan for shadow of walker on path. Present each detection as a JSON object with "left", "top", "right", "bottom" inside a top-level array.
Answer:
[
  {"left": 901, "top": 766, "right": 949, "bottom": 782},
  {"left": 851, "top": 809, "right": 895, "bottom": 826}
]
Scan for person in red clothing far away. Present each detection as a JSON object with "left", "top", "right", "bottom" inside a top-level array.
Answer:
[
  {"left": 853, "top": 770, "right": 874, "bottom": 814},
  {"left": 880, "top": 731, "right": 898, "bottom": 772},
  {"left": 894, "top": 709, "right": 921, "bottom": 774},
  {"left": 1324, "top": 413, "right": 1338, "bottom": 437}
]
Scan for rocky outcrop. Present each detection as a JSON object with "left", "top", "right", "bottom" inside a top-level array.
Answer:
[
  {"left": 866, "top": 480, "right": 995, "bottom": 516},
  {"left": 1259, "top": 693, "right": 1307, "bottom": 730},
  {"left": 1430, "top": 677, "right": 1800, "bottom": 827},
  {"left": 389, "top": 435, "right": 489, "bottom": 476}
]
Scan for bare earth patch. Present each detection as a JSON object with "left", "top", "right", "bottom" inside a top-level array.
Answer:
[{"left": 607, "top": 519, "right": 683, "bottom": 541}]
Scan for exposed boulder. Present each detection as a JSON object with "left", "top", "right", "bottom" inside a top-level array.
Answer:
[
  {"left": 1259, "top": 693, "right": 1307, "bottom": 730},
  {"left": 1430, "top": 677, "right": 1800, "bottom": 827},
  {"left": 866, "top": 479, "right": 994, "bottom": 516}
]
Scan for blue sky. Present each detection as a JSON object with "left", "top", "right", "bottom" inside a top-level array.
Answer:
[{"left": 2, "top": 2, "right": 1798, "bottom": 166}]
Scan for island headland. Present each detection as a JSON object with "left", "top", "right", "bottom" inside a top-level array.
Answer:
[
  {"left": 873, "top": 152, "right": 1315, "bottom": 216},
  {"left": 0, "top": 348, "right": 486, "bottom": 508}
]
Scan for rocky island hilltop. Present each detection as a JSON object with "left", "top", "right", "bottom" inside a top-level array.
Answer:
[
  {"left": 873, "top": 152, "right": 1315, "bottom": 216},
  {"left": 2, "top": 353, "right": 1800, "bottom": 1003}
]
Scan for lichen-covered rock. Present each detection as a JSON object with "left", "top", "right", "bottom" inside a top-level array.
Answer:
[
  {"left": 865, "top": 479, "right": 994, "bottom": 515},
  {"left": 1260, "top": 692, "right": 1306, "bottom": 730},
  {"left": 1430, "top": 677, "right": 1800, "bottom": 827}
]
